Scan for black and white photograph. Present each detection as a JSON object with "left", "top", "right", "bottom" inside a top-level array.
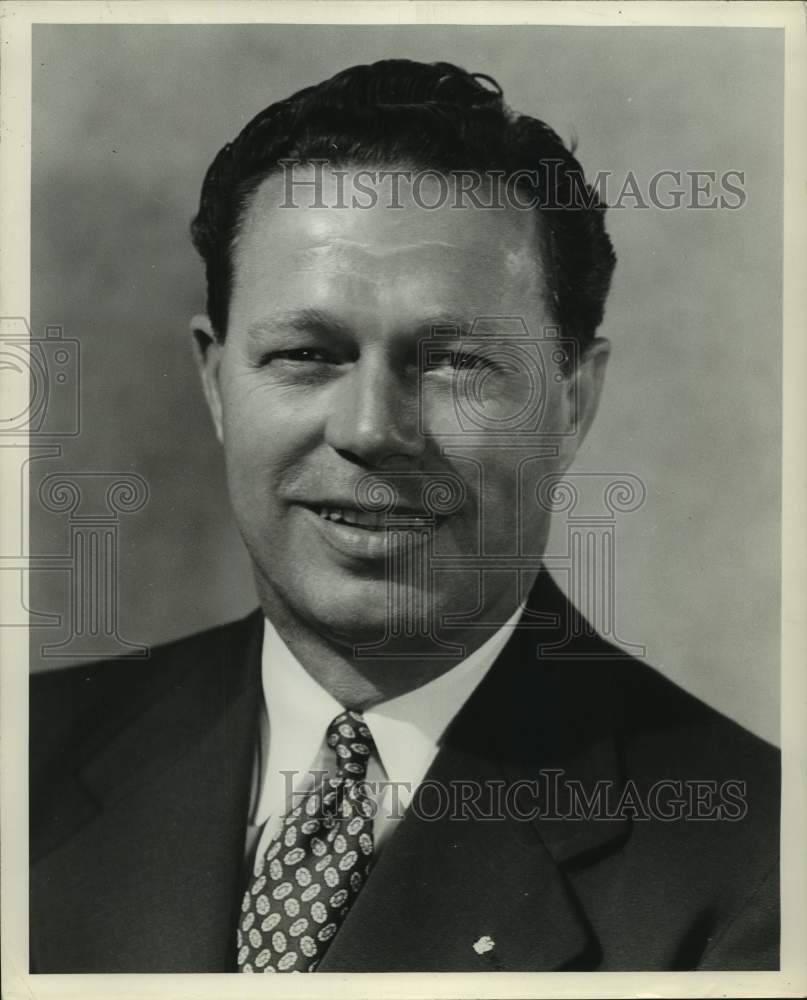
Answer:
[{"left": 1, "top": 2, "right": 804, "bottom": 998}]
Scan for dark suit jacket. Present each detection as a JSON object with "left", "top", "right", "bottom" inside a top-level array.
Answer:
[{"left": 30, "top": 571, "right": 779, "bottom": 972}]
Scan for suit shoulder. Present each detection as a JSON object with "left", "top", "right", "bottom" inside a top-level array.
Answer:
[
  {"left": 30, "top": 610, "right": 262, "bottom": 781},
  {"left": 545, "top": 630, "right": 778, "bottom": 784},
  {"left": 583, "top": 649, "right": 780, "bottom": 809},
  {"left": 31, "top": 610, "right": 259, "bottom": 709},
  {"left": 620, "top": 655, "right": 776, "bottom": 764}
]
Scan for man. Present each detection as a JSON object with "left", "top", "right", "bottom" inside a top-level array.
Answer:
[{"left": 30, "top": 59, "right": 778, "bottom": 973}]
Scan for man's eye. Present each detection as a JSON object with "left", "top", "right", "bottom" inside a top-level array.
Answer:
[
  {"left": 262, "top": 348, "right": 337, "bottom": 365},
  {"left": 423, "top": 350, "right": 496, "bottom": 373}
]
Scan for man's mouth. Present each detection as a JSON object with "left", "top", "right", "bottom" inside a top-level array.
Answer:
[
  {"left": 298, "top": 500, "right": 449, "bottom": 562},
  {"left": 315, "top": 505, "right": 433, "bottom": 530}
]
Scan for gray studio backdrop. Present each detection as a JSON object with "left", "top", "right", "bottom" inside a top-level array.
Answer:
[{"left": 29, "top": 25, "right": 782, "bottom": 744}]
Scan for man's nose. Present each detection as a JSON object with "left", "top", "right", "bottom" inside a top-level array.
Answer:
[{"left": 324, "top": 357, "right": 425, "bottom": 466}]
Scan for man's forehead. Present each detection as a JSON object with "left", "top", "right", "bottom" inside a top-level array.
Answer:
[
  {"left": 239, "top": 169, "right": 539, "bottom": 259},
  {"left": 233, "top": 169, "right": 545, "bottom": 310},
  {"left": 286, "top": 239, "right": 535, "bottom": 281}
]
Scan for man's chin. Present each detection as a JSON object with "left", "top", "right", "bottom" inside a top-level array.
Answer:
[
  {"left": 252, "top": 550, "right": 457, "bottom": 648},
  {"left": 294, "top": 581, "right": 444, "bottom": 649}
]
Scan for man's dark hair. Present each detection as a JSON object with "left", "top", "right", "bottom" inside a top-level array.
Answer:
[{"left": 190, "top": 59, "right": 616, "bottom": 351}]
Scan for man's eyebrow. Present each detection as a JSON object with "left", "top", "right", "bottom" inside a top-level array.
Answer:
[
  {"left": 246, "top": 310, "right": 479, "bottom": 344},
  {"left": 412, "top": 315, "right": 476, "bottom": 340},
  {"left": 246, "top": 309, "right": 352, "bottom": 342}
]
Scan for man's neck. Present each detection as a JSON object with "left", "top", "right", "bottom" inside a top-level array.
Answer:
[{"left": 255, "top": 583, "right": 530, "bottom": 711}]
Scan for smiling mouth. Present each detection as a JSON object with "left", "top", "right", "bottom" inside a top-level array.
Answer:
[
  {"left": 314, "top": 505, "right": 434, "bottom": 530},
  {"left": 298, "top": 501, "right": 445, "bottom": 562}
]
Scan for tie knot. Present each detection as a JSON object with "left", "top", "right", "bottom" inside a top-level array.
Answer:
[{"left": 326, "top": 710, "right": 374, "bottom": 779}]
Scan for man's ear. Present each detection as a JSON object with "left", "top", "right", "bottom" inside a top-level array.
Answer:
[
  {"left": 558, "top": 336, "right": 611, "bottom": 469},
  {"left": 190, "top": 314, "right": 224, "bottom": 444}
]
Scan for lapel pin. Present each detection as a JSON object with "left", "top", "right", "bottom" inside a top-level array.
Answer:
[{"left": 472, "top": 935, "right": 495, "bottom": 956}]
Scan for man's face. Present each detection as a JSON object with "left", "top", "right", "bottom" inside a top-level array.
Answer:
[{"left": 195, "top": 166, "right": 607, "bottom": 648}]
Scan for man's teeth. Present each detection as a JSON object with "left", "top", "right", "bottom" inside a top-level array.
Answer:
[
  {"left": 317, "top": 507, "right": 430, "bottom": 528},
  {"left": 319, "top": 506, "right": 383, "bottom": 528}
]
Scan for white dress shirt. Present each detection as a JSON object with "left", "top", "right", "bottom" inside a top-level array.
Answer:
[{"left": 245, "top": 606, "right": 524, "bottom": 872}]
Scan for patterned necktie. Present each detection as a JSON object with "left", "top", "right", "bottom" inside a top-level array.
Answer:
[{"left": 237, "top": 709, "right": 376, "bottom": 972}]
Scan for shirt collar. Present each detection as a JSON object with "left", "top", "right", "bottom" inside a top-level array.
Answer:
[
  {"left": 259, "top": 618, "right": 343, "bottom": 821},
  {"left": 257, "top": 605, "right": 523, "bottom": 822},
  {"left": 363, "top": 603, "right": 524, "bottom": 792}
]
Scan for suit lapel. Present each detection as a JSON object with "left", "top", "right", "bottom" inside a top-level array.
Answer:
[
  {"left": 320, "top": 570, "right": 630, "bottom": 972},
  {"left": 318, "top": 739, "right": 598, "bottom": 972},
  {"left": 30, "top": 612, "right": 264, "bottom": 973},
  {"left": 32, "top": 572, "right": 631, "bottom": 973}
]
